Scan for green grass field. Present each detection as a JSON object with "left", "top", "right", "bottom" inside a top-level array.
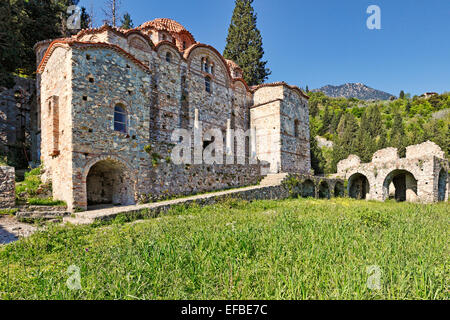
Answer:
[{"left": 0, "top": 198, "right": 448, "bottom": 300}]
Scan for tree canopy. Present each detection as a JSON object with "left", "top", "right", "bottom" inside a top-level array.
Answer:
[{"left": 223, "top": 0, "right": 271, "bottom": 86}]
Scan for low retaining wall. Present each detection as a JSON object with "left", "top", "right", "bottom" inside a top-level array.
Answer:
[{"left": 0, "top": 166, "right": 15, "bottom": 208}]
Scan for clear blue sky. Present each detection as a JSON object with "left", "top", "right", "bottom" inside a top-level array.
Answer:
[{"left": 80, "top": 0, "right": 450, "bottom": 96}]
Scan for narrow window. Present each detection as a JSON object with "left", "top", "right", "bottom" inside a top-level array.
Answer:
[
  {"left": 210, "top": 64, "right": 214, "bottom": 75},
  {"left": 114, "top": 104, "right": 127, "bottom": 133},
  {"left": 294, "top": 119, "right": 300, "bottom": 138},
  {"left": 205, "top": 76, "right": 211, "bottom": 93},
  {"left": 166, "top": 52, "right": 172, "bottom": 63},
  {"left": 203, "top": 58, "right": 209, "bottom": 73},
  {"left": 182, "top": 41, "right": 186, "bottom": 50}
]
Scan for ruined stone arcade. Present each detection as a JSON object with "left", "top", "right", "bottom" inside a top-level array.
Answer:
[{"left": 337, "top": 141, "right": 449, "bottom": 203}]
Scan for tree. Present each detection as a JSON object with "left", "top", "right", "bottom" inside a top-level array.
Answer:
[
  {"left": 309, "top": 117, "right": 325, "bottom": 174},
  {"left": 120, "top": 12, "right": 134, "bottom": 29},
  {"left": 390, "top": 110, "right": 407, "bottom": 157},
  {"left": 223, "top": 0, "right": 271, "bottom": 86},
  {"left": 0, "top": 0, "right": 22, "bottom": 87},
  {"left": 399, "top": 90, "right": 405, "bottom": 99},
  {"left": 305, "top": 85, "right": 309, "bottom": 93},
  {"left": 102, "top": 0, "right": 121, "bottom": 27},
  {"left": 331, "top": 113, "right": 359, "bottom": 172},
  {"left": 320, "top": 105, "right": 332, "bottom": 135}
]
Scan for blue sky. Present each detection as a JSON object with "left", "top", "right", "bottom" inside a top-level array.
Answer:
[{"left": 79, "top": 0, "right": 450, "bottom": 96}]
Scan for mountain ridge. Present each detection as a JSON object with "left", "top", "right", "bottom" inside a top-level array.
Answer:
[{"left": 311, "top": 83, "right": 394, "bottom": 101}]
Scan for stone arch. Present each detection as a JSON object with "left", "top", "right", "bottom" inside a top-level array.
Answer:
[
  {"left": 383, "top": 169, "right": 418, "bottom": 202},
  {"left": 82, "top": 155, "right": 136, "bottom": 209},
  {"left": 301, "top": 179, "right": 315, "bottom": 198},
  {"left": 334, "top": 181, "right": 345, "bottom": 198},
  {"left": 184, "top": 45, "right": 232, "bottom": 87},
  {"left": 318, "top": 181, "right": 331, "bottom": 199},
  {"left": 156, "top": 42, "right": 183, "bottom": 62},
  {"left": 348, "top": 173, "right": 370, "bottom": 200},
  {"left": 438, "top": 169, "right": 448, "bottom": 202}
]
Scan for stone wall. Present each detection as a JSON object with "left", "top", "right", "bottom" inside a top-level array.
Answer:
[
  {"left": 0, "top": 166, "right": 15, "bottom": 208},
  {"left": 39, "top": 46, "right": 74, "bottom": 208},
  {"left": 337, "top": 141, "right": 449, "bottom": 203},
  {"left": 251, "top": 85, "right": 311, "bottom": 174}
]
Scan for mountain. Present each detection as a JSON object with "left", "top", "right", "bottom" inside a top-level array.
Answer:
[{"left": 312, "top": 83, "right": 394, "bottom": 101}]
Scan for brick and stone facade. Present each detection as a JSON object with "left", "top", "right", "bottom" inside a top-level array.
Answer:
[
  {"left": 336, "top": 141, "right": 449, "bottom": 203},
  {"left": 34, "top": 19, "right": 311, "bottom": 211},
  {"left": 0, "top": 166, "right": 15, "bottom": 208}
]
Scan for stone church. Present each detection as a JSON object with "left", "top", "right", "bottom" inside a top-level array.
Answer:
[{"left": 34, "top": 18, "right": 311, "bottom": 211}]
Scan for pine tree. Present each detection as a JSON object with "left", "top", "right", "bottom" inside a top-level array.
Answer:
[
  {"left": 310, "top": 119, "right": 325, "bottom": 174},
  {"left": 330, "top": 110, "right": 343, "bottom": 135},
  {"left": 305, "top": 85, "right": 309, "bottom": 93},
  {"left": 399, "top": 90, "right": 405, "bottom": 99},
  {"left": 223, "top": 0, "right": 271, "bottom": 86},
  {"left": 390, "top": 110, "right": 406, "bottom": 157},
  {"left": 331, "top": 113, "right": 359, "bottom": 172},
  {"left": 320, "top": 105, "right": 332, "bottom": 135},
  {"left": 120, "top": 12, "right": 134, "bottom": 29}
]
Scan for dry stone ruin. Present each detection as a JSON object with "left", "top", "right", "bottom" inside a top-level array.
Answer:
[{"left": 337, "top": 141, "right": 449, "bottom": 203}]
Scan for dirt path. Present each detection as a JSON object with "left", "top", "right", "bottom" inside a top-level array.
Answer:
[{"left": 0, "top": 216, "right": 37, "bottom": 245}]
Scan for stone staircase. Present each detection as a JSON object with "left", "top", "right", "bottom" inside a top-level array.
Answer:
[
  {"left": 16, "top": 205, "right": 70, "bottom": 221},
  {"left": 259, "top": 173, "right": 289, "bottom": 187}
]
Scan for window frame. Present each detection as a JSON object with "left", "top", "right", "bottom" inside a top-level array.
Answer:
[
  {"left": 205, "top": 76, "right": 212, "bottom": 93},
  {"left": 114, "top": 104, "right": 128, "bottom": 134}
]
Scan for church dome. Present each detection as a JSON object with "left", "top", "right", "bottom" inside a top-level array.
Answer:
[{"left": 140, "top": 18, "right": 189, "bottom": 34}]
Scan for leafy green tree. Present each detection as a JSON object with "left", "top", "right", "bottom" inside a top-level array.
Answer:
[
  {"left": 120, "top": 12, "right": 134, "bottom": 29},
  {"left": 223, "top": 0, "right": 271, "bottom": 86},
  {"left": 399, "top": 90, "right": 405, "bottom": 99}
]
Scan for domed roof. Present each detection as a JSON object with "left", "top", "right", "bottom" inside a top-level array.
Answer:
[
  {"left": 225, "top": 59, "right": 242, "bottom": 71},
  {"left": 140, "top": 18, "right": 188, "bottom": 33}
]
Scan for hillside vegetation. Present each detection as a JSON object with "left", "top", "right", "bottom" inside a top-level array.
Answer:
[
  {"left": 0, "top": 198, "right": 448, "bottom": 300},
  {"left": 308, "top": 91, "right": 450, "bottom": 174}
]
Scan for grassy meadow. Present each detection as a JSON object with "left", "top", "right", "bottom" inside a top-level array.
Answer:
[{"left": 0, "top": 198, "right": 448, "bottom": 300}]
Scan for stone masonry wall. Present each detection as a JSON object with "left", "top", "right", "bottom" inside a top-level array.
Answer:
[
  {"left": 0, "top": 166, "right": 15, "bottom": 208},
  {"left": 280, "top": 88, "right": 310, "bottom": 174},
  {"left": 337, "top": 141, "right": 449, "bottom": 203},
  {"left": 39, "top": 46, "right": 74, "bottom": 208}
]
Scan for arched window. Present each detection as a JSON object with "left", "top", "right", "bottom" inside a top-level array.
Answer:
[
  {"left": 205, "top": 76, "right": 212, "bottom": 93},
  {"left": 166, "top": 52, "right": 172, "bottom": 63},
  {"left": 182, "top": 41, "right": 187, "bottom": 50},
  {"left": 210, "top": 63, "right": 215, "bottom": 75},
  {"left": 114, "top": 104, "right": 127, "bottom": 133}
]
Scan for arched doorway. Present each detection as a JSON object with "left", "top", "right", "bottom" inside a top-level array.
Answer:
[
  {"left": 301, "top": 180, "right": 315, "bottom": 198},
  {"left": 438, "top": 169, "right": 448, "bottom": 202},
  {"left": 334, "top": 182, "right": 345, "bottom": 198},
  {"left": 319, "top": 181, "right": 330, "bottom": 199},
  {"left": 383, "top": 170, "right": 418, "bottom": 202},
  {"left": 86, "top": 159, "right": 135, "bottom": 208},
  {"left": 348, "top": 173, "right": 370, "bottom": 200}
]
